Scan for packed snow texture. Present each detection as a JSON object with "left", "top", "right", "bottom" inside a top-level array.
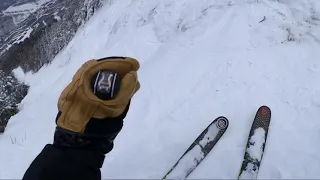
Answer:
[
  {"left": 247, "top": 127, "right": 266, "bottom": 161},
  {"left": 239, "top": 162, "right": 259, "bottom": 179},
  {"left": 165, "top": 145, "right": 204, "bottom": 179},
  {"left": 1, "top": 0, "right": 320, "bottom": 179},
  {"left": 198, "top": 120, "right": 220, "bottom": 147},
  {"left": 239, "top": 127, "right": 266, "bottom": 179}
]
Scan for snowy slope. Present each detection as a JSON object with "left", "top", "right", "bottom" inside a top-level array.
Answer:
[
  {"left": 2, "top": 0, "right": 52, "bottom": 24},
  {"left": 3, "top": 2, "right": 40, "bottom": 15},
  {"left": 1, "top": 0, "right": 320, "bottom": 179},
  {"left": 2, "top": 0, "right": 52, "bottom": 15}
]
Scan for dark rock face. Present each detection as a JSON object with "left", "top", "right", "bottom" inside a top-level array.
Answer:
[{"left": 0, "top": 0, "right": 102, "bottom": 132}]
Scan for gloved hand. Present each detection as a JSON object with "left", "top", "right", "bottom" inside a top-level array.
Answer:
[{"left": 53, "top": 56, "right": 140, "bottom": 154}]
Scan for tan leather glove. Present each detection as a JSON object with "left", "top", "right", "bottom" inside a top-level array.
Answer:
[{"left": 53, "top": 57, "right": 140, "bottom": 154}]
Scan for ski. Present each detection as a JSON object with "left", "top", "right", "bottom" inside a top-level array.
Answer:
[
  {"left": 162, "top": 116, "right": 229, "bottom": 179},
  {"left": 238, "top": 105, "right": 272, "bottom": 179}
]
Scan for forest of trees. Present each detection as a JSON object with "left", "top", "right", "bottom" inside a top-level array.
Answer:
[{"left": 0, "top": 0, "right": 102, "bottom": 133}]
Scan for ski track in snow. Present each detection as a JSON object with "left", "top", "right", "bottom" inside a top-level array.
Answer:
[{"left": 1, "top": 0, "right": 320, "bottom": 179}]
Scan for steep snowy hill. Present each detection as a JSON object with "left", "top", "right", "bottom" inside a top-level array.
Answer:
[{"left": 1, "top": 0, "right": 320, "bottom": 179}]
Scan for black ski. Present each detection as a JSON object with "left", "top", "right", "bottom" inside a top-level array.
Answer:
[
  {"left": 162, "top": 116, "right": 229, "bottom": 179},
  {"left": 238, "top": 105, "right": 272, "bottom": 179}
]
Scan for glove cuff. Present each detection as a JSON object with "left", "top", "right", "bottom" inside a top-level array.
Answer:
[{"left": 53, "top": 127, "right": 115, "bottom": 154}]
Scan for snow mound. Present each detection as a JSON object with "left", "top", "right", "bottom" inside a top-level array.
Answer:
[{"left": 247, "top": 127, "right": 266, "bottom": 161}]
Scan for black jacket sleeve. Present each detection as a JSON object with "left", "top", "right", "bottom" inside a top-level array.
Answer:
[{"left": 22, "top": 144, "right": 105, "bottom": 180}]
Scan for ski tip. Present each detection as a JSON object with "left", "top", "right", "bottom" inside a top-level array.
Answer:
[
  {"left": 216, "top": 116, "right": 229, "bottom": 130},
  {"left": 260, "top": 105, "right": 270, "bottom": 109},
  {"left": 258, "top": 105, "right": 271, "bottom": 117}
]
